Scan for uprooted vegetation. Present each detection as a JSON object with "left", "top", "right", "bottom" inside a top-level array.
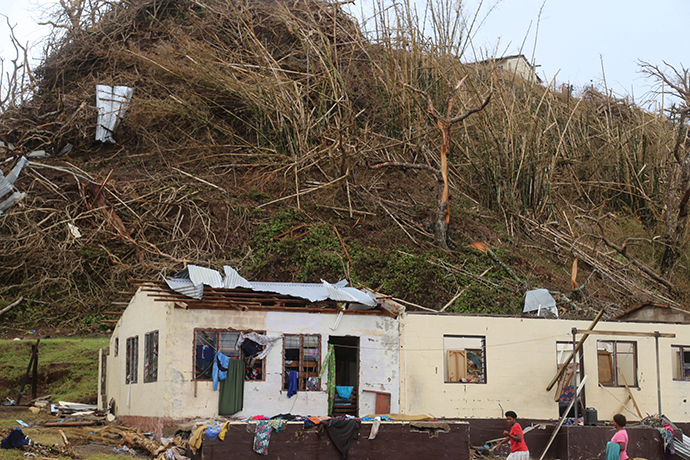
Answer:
[{"left": 0, "top": 0, "right": 689, "bottom": 329}]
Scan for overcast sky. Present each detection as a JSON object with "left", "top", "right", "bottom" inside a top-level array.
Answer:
[{"left": 1, "top": 0, "right": 689, "bottom": 110}]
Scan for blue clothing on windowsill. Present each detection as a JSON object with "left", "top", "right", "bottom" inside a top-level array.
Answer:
[
  {"left": 213, "top": 351, "right": 230, "bottom": 391},
  {"left": 288, "top": 371, "right": 298, "bottom": 397}
]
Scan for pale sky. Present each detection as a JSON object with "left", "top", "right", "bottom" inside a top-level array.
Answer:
[{"left": 1, "top": 0, "right": 689, "bottom": 110}]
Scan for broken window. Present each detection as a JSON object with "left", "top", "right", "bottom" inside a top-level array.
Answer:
[
  {"left": 126, "top": 336, "right": 138, "bottom": 384},
  {"left": 284, "top": 334, "right": 321, "bottom": 391},
  {"left": 597, "top": 340, "right": 637, "bottom": 387},
  {"left": 144, "top": 331, "right": 158, "bottom": 383},
  {"left": 555, "top": 342, "right": 580, "bottom": 403},
  {"left": 672, "top": 346, "right": 690, "bottom": 381},
  {"left": 193, "top": 329, "right": 264, "bottom": 381},
  {"left": 444, "top": 336, "right": 486, "bottom": 383}
]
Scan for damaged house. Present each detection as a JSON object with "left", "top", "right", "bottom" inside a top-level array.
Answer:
[
  {"left": 99, "top": 265, "right": 401, "bottom": 436},
  {"left": 399, "top": 311, "right": 690, "bottom": 423},
  {"left": 99, "top": 266, "right": 690, "bottom": 459}
]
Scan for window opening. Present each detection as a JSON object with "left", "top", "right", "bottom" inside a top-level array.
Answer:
[
  {"left": 144, "top": 331, "right": 158, "bottom": 383},
  {"left": 444, "top": 336, "right": 486, "bottom": 383},
  {"left": 597, "top": 340, "right": 637, "bottom": 387},
  {"left": 284, "top": 334, "right": 321, "bottom": 391},
  {"left": 126, "top": 336, "right": 138, "bottom": 384},
  {"left": 194, "top": 329, "right": 264, "bottom": 381}
]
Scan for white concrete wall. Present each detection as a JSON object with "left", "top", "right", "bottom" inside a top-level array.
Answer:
[
  {"left": 400, "top": 312, "right": 690, "bottom": 422},
  {"left": 106, "top": 291, "right": 399, "bottom": 419},
  {"left": 105, "top": 288, "right": 169, "bottom": 417},
  {"left": 500, "top": 56, "right": 537, "bottom": 81}
]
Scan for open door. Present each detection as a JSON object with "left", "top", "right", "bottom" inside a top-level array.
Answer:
[{"left": 329, "top": 336, "right": 359, "bottom": 416}]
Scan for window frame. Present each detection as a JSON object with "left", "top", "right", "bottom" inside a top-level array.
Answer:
[
  {"left": 125, "top": 336, "right": 138, "bottom": 384},
  {"left": 144, "top": 330, "right": 159, "bottom": 383},
  {"left": 283, "top": 334, "right": 321, "bottom": 392},
  {"left": 443, "top": 335, "right": 486, "bottom": 384},
  {"left": 672, "top": 345, "right": 690, "bottom": 381},
  {"left": 114, "top": 337, "right": 119, "bottom": 357},
  {"left": 597, "top": 340, "right": 638, "bottom": 387},
  {"left": 193, "top": 329, "right": 266, "bottom": 382}
]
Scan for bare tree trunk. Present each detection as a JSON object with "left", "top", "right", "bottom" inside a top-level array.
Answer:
[
  {"left": 403, "top": 80, "right": 491, "bottom": 248},
  {"left": 660, "top": 111, "right": 689, "bottom": 275},
  {"left": 640, "top": 62, "right": 690, "bottom": 276}
]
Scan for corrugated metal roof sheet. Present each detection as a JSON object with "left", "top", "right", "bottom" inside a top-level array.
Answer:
[
  {"left": 223, "top": 266, "right": 252, "bottom": 288},
  {"left": 96, "top": 85, "right": 134, "bottom": 143},
  {"left": 187, "top": 265, "right": 223, "bottom": 288},
  {"left": 0, "top": 156, "right": 28, "bottom": 199},
  {"left": 167, "top": 264, "right": 377, "bottom": 307},
  {"left": 164, "top": 277, "right": 204, "bottom": 300},
  {"left": 249, "top": 281, "right": 376, "bottom": 307},
  {"left": 0, "top": 191, "right": 26, "bottom": 213}
]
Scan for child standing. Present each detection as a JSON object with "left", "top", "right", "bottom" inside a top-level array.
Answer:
[{"left": 495, "top": 411, "right": 530, "bottom": 460}]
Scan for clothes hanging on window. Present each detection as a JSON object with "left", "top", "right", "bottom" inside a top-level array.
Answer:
[
  {"left": 218, "top": 359, "right": 244, "bottom": 415},
  {"left": 212, "top": 351, "right": 230, "bottom": 391},
  {"left": 236, "top": 332, "right": 281, "bottom": 360},
  {"left": 287, "top": 370, "right": 298, "bottom": 398},
  {"left": 240, "top": 339, "right": 261, "bottom": 358}
]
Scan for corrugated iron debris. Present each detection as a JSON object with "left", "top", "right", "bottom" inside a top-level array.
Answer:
[
  {"left": 0, "top": 156, "right": 28, "bottom": 216},
  {"left": 163, "top": 264, "right": 377, "bottom": 307},
  {"left": 96, "top": 85, "right": 134, "bottom": 143}
]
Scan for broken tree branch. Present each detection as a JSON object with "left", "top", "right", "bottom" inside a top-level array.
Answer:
[{"left": 0, "top": 296, "right": 22, "bottom": 315}]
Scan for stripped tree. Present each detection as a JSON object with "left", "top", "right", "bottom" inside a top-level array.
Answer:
[
  {"left": 640, "top": 61, "right": 690, "bottom": 276},
  {"left": 372, "top": 77, "right": 491, "bottom": 248}
]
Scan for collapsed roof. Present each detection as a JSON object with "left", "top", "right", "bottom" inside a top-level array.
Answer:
[{"left": 164, "top": 264, "right": 378, "bottom": 308}]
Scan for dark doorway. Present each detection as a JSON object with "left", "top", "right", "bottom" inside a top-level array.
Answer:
[{"left": 329, "top": 336, "right": 359, "bottom": 416}]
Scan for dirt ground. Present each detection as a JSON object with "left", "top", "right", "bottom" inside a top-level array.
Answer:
[{"left": 0, "top": 405, "right": 148, "bottom": 458}]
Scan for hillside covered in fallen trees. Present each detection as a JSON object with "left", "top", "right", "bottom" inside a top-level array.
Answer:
[{"left": 0, "top": 0, "right": 688, "bottom": 330}]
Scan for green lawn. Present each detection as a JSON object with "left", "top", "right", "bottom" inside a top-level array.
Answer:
[{"left": 0, "top": 336, "right": 109, "bottom": 404}]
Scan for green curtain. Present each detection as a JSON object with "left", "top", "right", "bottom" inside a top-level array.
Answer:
[
  {"left": 218, "top": 359, "right": 244, "bottom": 415},
  {"left": 319, "top": 345, "right": 336, "bottom": 415}
]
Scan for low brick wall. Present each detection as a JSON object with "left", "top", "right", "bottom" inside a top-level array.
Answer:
[{"left": 201, "top": 421, "right": 470, "bottom": 460}]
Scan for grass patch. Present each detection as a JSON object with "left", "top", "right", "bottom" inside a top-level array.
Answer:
[{"left": 0, "top": 336, "right": 109, "bottom": 404}]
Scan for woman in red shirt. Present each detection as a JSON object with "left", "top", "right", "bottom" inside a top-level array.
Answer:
[{"left": 495, "top": 411, "right": 530, "bottom": 460}]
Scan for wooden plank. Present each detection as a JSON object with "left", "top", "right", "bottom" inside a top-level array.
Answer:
[
  {"left": 577, "top": 330, "right": 675, "bottom": 338},
  {"left": 547, "top": 309, "right": 604, "bottom": 391},
  {"left": 616, "top": 395, "right": 632, "bottom": 415},
  {"left": 447, "top": 350, "right": 467, "bottom": 382},
  {"left": 597, "top": 350, "right": 614, "bottom": 386},
  {"left": 618, "top": 367, "right": 643, "bottom": 418},
  {"left": 539, "top": 375, "right": 588, "bottom": 460}
]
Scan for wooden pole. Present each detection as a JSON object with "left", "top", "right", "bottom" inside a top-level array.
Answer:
[
  {"left": 31, "top": 342, "right": 39, "bottom": 400},
  {"left": 539, "top": 375, "right": 588, "bottom": 460},
  {"left": 546, "top": 309, "right": 604, "bottom": 391},
  {"left": 655, "top": 332, "right": 662, "bottom": 415},
  {"left": 619, "top": 368, "right": 643, "bottom": 419},
  {"left": 16, "top": 339, "right": 40, "bottom": 405}
]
